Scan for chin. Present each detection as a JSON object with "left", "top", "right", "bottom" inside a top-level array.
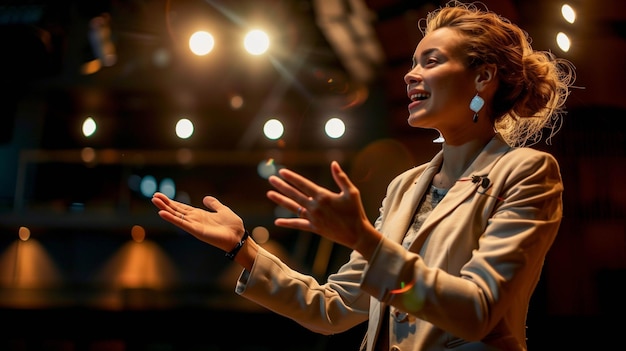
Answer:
[{"left": 407, "top": 115, "right": 423, "bottom": 127}]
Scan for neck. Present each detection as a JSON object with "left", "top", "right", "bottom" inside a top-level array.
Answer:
[{"left": 433, "top": 133, "right": 496, "bottom": 188}]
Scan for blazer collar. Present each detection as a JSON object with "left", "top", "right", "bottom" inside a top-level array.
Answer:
[{"left": 382, "top": 134, "right": 512, "bottom": 245}]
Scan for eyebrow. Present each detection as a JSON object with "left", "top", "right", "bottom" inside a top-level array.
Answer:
[{"left": 421, "top": 48, "right": 441, "bottom": 57}]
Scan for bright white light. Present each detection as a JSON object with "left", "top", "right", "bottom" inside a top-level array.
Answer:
[
  {"left": 556, "top": 32, "right": 571, "bottom": 52},
  {"left": 189, "top": 31, "right": 215, "bottom": 56},
  {"left": 263, "top": 118, "right": 284, "bottom": 140},
  {"left": 561, "top": 4, "right": 576, "bottom": 24},
  {"left": 325, "top": 117, "right": 345, "bottom": 139},
  {"left": 82, "top": 116, "right": 97, "bottom": 137},
  {"left": 176, "top": 118, "right": 194, "bottom": 139},
  {"left": 244, "top": 29, "right": 270, "bottom": 55}
]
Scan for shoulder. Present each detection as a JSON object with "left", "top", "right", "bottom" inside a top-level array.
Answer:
[
  {"left": 500, "top": 147, "right": 560, "bottom": 172},
  {"left": 493, "top": 147, "right": 562, "bottom": 187}
]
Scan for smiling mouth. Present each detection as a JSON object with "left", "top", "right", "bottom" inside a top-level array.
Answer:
[{"left": 410, "top": 93, "right": 430, "bottom": 101}]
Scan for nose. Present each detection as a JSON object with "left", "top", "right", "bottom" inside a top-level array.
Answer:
[{"left": 404, "top": 66, "right": 422, "bottom": 85}]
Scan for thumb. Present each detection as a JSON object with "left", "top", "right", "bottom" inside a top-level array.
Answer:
[
  {"left": 330, "top": 161, "right": 355, "bottom": 192},
  {"left": 202, "top": 196, "right": 222, "bottom": 213}
]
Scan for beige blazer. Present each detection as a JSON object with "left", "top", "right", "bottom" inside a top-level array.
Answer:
[{"left": 236, "top": 134, "right": 563, "bottom": 351}]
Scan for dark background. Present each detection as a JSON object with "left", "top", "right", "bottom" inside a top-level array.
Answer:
[{"left": 0, "top": 0, "right": 625, "bottom": 350}]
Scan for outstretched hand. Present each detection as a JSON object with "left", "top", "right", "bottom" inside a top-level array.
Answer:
[
  {"left": 267, "top": 161, "right": 380, "bottom": 257},
  {"left": 151, "top": 192, "right": 246, "bottom": 253}
]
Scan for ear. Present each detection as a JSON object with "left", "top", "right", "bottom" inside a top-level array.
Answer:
[{"left": 474, "top": 64, "right": 497, "bottom": 92}]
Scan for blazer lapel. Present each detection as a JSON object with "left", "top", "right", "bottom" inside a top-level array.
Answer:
[
  {"left": 366, "top": 298, "right": 383, "bottom": 351},
  {"left": 408, "top": 135, "right": 512, "bottom": 252},
  {"left": 379, "top": 152, "right": 443, "bottom": 244}
]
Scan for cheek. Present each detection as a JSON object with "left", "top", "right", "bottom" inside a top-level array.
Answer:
[
  {"left": 433, "top": 80, "right": 465, "bottom": 103},
  {"left": 440, "top": 76, "right": 474, "bottom": 101}
]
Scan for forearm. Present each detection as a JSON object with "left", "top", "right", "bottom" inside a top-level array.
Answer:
[
  {"left": 353, "top": 222, "right": 384, "bottom": 261},
  {"left": 235, "top": 246, "right": 370, "bottom": 334}
]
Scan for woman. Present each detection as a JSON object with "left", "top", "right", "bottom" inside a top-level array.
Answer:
[{"left": 151, "top": 1, "right": 575, "bottom": 350}]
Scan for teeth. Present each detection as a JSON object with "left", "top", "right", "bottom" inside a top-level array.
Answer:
[{"left": 410, "top": 93, "right": 430, "bottom": 101}]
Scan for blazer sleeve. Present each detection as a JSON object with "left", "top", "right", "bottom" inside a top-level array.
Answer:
[{"left": 234, "top": 244, "right": 371, "bottom": 335}]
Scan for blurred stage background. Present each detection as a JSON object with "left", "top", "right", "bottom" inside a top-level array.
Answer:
[{"left": 0, "top": 0, "right": 625, "bottom": 350}]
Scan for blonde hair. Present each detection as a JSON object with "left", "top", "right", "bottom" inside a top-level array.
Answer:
[{"left": 421, "top": 1, "right": 576, "bottom": 147}]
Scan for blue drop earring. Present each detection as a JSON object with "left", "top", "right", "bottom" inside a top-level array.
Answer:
[{"left": 470, "top": 94, "right": 484, "bottom": 123}]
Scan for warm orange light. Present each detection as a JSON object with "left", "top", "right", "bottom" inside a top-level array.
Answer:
[
  {"left": 18, "top": 226, "right": 30, "bottom": 241},
  {"left": 131, "top": 225, "right": 145, "bottom": 243}
]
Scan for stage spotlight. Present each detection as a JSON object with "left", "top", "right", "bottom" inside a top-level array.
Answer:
[
  {"left": 244, "top": 29, "right": 270, "bottom": 55},
  {"left": 189, "top": 30, "right": 215, "bottom": 56}
]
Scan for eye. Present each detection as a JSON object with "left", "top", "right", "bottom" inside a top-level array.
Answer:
[{"left": 425, "top": 57, "right": 438, "bottom": 67}]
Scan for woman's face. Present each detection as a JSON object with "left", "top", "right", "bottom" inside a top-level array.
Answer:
[{"left": 404, "top": 27, "right": 479, "bottom": 133}]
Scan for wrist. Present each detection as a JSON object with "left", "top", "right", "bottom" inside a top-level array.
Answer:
[
  {"left": 235, "top": 235, "right": 258, "bottom": 271},
  {"left": 225, "top": 230, "right": 249, "bottom": 260},
  {"left": 355, "top": 226, "right": 383, "bottom": 261}
]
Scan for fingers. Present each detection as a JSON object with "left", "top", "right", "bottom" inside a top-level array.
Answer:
[
  {"left": 274, "top": 167, "right": 320, "bottom": 200},
  {"left": 151, "top": 193, "right": 171, "bottom": 212},
  {"left": 266, "top": 189, "right": 303, "bottom": 216},
  {"left": 268, "top": 161, "right": 350, "bottom": 216},
  {"left": 330, "top": 160, "right": 354, "bottom": 193},
  {"left": 268, "top": 174, "right": 311, "bottom": 208},
  {"left": 276, "top": 161, "right": 351, "bottom": 198},
  {"left": 151, "top": 192, "right": 190, "bottom": 224}
]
